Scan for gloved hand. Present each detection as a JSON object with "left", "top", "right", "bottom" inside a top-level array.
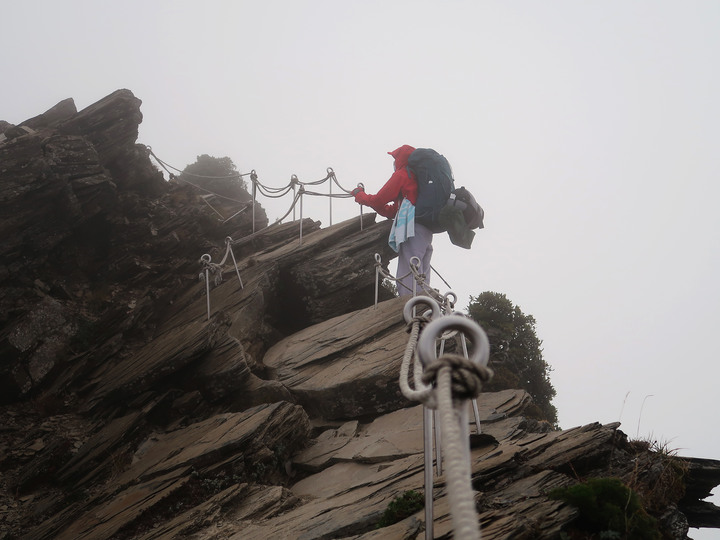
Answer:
[{"left": 352, "top": 185, "right": 367, "bottom": 205}]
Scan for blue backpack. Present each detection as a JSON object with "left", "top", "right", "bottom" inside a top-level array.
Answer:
[{"left": 407, "top": 148, "right": 455, "bottom": 233}]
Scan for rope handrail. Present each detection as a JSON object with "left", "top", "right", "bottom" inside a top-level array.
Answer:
[
  {"left": 148, "top": 148, "right": 362, "bottom": 232},
  {"left": 149, "top": 149, "right": 253, "bottom": 179},
  {"left": 373, "top": 253, "right": 454, "bottom": 303},
  {"left": 400, "top": 297, "right": 493, "bottom": 540}
]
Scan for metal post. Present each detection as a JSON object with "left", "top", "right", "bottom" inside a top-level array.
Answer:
[
  {"left": 329, "top": 170, "right": 333, "bottom": 226},
  {"left": 251, "top": 171, "right": 257, "bottom": 234},
  {"left": 458, "top": 402, "right": 471, "bottom": 465},
  {"left": 357, "top": 183, "right": 365, "bottom": 231},
  {"left": 461, "top": 333, "right": 483, "bottom": 433},
  {"left": 205, "top": 269, "right": 211, "bottom": 320},
  {"left": 299, "top": 186, "right": 304, "bottom": 245},
  {"left": 436, "top": 337, "right": 449, "bottom": 475},
  {"left": 423, "top": 405, "right": 434, "bottom": 540},
  {"left": 200, "top": 254, "right": 212, "bottom": 320},
  {"left": 374, "top": 256, "right": 380, "bottom": 308},
  {"left": 291, "top": 175, "right": 298, "bottom": 222},
  {"left": 411, "top": 256, "right": 421, "bottom": 297},
  {"left": 434, "top": 409, "right": 443, "bottom": 476},
  {"left": 227, "top": 238, "right": 243, "bottom": 289}
]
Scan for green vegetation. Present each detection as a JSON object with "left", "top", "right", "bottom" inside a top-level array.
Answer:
[
  {"left": 376, "top": 490, "right": 424, "bottom": 528},
  {"left": 466, "top": 291, "right": 557, "bottom": 425},
  {"left": 180, "top": 154, "right": 248, "bottom": 197},
  {"left": 550, "top": 477, "right": 661, "bottom": 539},
  {"left": 627, "top": 437, "right": 688, "bottom": 516}
]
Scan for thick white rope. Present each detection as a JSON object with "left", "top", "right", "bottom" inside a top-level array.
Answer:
[
  {"left": 398, "top": 317, "right": 436, "bottom": 405},
  {"left": 399, "top": 303, "right": 493, "bottom": 540},
  {"left": 435, "top": 364, "right": 481, "bottom": 540},
  {"left": 422, "top": 354, "right": 492, "bottom": 540}
]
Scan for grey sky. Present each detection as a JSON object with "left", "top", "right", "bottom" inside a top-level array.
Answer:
[{"left": 3, "top": 1, "right": 719, "bottom": 534}]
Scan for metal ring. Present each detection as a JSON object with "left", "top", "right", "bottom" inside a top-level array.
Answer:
[
  {"left": 417, "top": 315, "right": 490, "bottom": 368},
  {"left": 225, "top": 236, "right": 233, "bottom": 244},
  {"left": 357, "top": 182, "right": 365, "bottom": 189},
  {"left": 375, "top": 253, "right": 382, "bottom": 264},
  {"left": 200, "top": 254, "right": 212, "bottom": 263},
  {"left": 403, "top": 295, "right": 441, "bottom": 324},
  {"left": 327, "top": 167, "right": 334, "bottom": 174},
  {"left": 444, "top": 291, "right": 457, "bottom": 306}
]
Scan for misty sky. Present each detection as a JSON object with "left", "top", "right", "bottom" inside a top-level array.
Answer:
[{"left": 3, "top": 1, "right": 719, "bottom": 534}]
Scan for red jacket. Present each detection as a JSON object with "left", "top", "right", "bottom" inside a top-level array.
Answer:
[{"left": 354, "top": 145, "right": 417, "bottom": 219}]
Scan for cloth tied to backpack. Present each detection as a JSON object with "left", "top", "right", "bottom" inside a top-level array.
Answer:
[
  {"left": 439, "top": 204, "right": 475, "bottom": 249},
  {"left": 389, "top": 198, "right": 415, "bottom": 252}
]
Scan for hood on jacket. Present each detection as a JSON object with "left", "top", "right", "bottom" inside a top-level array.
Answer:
[{"left": 388, "top": 145, "right": 416, "bottom": 170}]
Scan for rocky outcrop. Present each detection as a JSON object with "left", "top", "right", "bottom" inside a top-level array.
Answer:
[{"left": 1, "top": 91, "right": 719, "bottom": 540}]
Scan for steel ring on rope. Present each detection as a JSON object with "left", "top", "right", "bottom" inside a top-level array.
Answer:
[
  {"left": 200, "top": 254, "right": 212, "bottom": 264},
  {"left": 417, "top": 315, "right": 490, "bottom": 368},
  {"left": 403, "top": 295, "right": 442, "bottom": 324},
  {"left": 357, "top": 182, "right": 365, "bottom": 189},
  {"left": 327, "top": 167, "right": 334, "bottom": 175},
  {"left": 225, "top": 236, "right": 233, "bottom": 245},
  {"left": 375, "top": 253, "right": 382, "bottom": 264},
  {"left": 444, "top": 291, "right": 457, "bottom": 308}
]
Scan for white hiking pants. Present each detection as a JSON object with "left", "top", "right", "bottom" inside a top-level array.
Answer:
[{"left": 397, "top": 222, "right": 433, "bottom": 297}]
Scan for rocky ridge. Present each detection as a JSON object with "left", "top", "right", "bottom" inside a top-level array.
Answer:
[{"left": 1, "top": 90, "right": 719, "bottom": 539}]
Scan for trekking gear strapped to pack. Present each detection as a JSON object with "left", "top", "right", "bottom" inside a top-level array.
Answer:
[
  {"left": 408, "top": 148, "right": 485, "bottom": 249},
  {"left": 447, "top": 186, "right": 484, "bottom": 230}
]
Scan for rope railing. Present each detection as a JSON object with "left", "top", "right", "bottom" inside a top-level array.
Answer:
[
  {"left": 148, "top": 148, "right": 363, "bottom": 233},
  {"left": 198, "top": 236, "right": 244, "bottom": 320},
  {"left": 373, "top": 253, "right": 449, "bottom": 305},
  {"left": 400, "top": 295, "right": 493, "bottom": 540},
  {"left": 147, "top": 147, "right": 369, "bottom": 319},
  {"left": 150, "top": 149, "right": 458, "bottom": 338}
]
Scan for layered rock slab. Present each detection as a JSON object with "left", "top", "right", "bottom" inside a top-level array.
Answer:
[
  {"left": 263, "top": 295, "right": 410, "bottom": 419},
  {"left": 293, "top": 389, "right": 531, "bottom": 472},
  {"left": 227, "top": 419, "right": 621, "bottom": 539},
  {"left": 26, "top": 401, "right": 310, "bottom": 540}
]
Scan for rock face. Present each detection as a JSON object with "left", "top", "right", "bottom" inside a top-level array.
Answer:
[{"left": 1, "top": 91, "right": 719, "bottom": 540}]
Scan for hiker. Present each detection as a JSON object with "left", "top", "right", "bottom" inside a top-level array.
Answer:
[{"left": 352, "top": 145, "right": 433, "bottom": 296}]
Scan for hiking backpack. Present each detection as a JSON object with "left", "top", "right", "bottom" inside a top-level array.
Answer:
[
  {"left": 408, "top": 148, "right": 485, "bottom": 248},
  {"left": 407, "top": 148, "right": 455, "bottom": 233}
]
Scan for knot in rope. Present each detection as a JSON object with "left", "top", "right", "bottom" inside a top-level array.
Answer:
[
  {"left": 405, "top": 314, "right": 432, "bottom": 334},
  {"left": 199, "top": 254, "right": 224, "bottom": 286},
  {"left": 421, "top": 353, "right": 494, "bottom": 401}
]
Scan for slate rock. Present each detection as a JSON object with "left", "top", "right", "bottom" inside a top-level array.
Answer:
[{"left": 263, "top": 295, "right": 410, "bottom": 419}]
